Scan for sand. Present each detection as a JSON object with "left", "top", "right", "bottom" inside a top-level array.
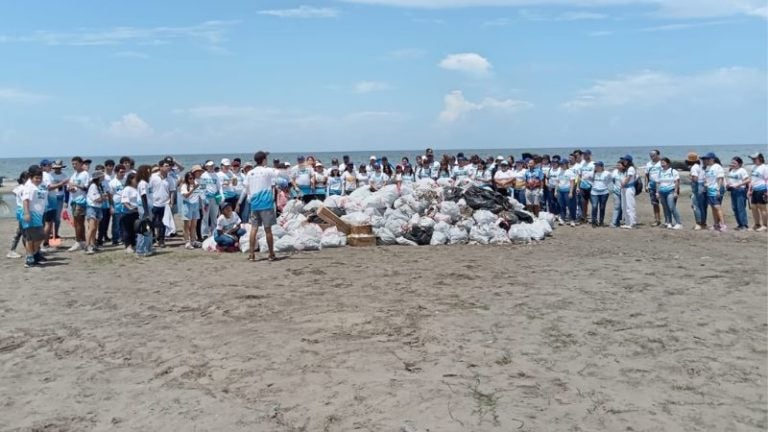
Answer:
[{"left": 1, "top": 192, "right": 766, "bottom": 432}]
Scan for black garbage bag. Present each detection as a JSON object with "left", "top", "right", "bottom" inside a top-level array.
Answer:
[
  {"left": 497, "top": 211, "right": 519, "bottom": 230},
  {"left": 463, "top": 186, "right": 510, "bottom": 214},
  {"left": 404, "top": 225, "right": 433, "bottom": 246},
  {"left": 514, "top": 210, "right": 534, "bottom": 224},
  {"left": 442, "top": 186, "right": 463, "bottom": 202}
]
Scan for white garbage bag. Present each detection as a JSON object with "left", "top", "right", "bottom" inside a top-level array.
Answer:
[
  {"left": 303, "top": 200, "right": 324, "bottom": 212},
  {"left": 320, "top": 227, "right": 347, "bottom": 248},
  {"left": 456, "top": 218, "right": 475, "bottom": 231},
  {"left": 275, "top": 235, "right": 296, "bottom": 252},
  {"left": 469, "top": 225, "right": 491, "bottom": 245},
  {"left": 374, "top": 227, "right": 397, "bottom": 245},
  {"left": 396, "top": 236, "right": 418, "bottom": 247},
  {"left": 433, "top": 213, "right": 452, "bottom": 224},
  {"left": 283, "top": 200, "right": 304, "bottom": 215},
  {"left": 341, "top": 211, "right": 371, "bottom": 226},
  {"left": 418, "top": 217, "right": 436, "bottom": 230},
  {"left": 539, "top": 212, "right": 556, "bottom": 230},
  {"left": 384, "top": 219, "right": 407, "bottom": 236},
  {"left": 489, "top": 226, "right": 511, "bottom": 244},
  {"left": 448, "top": 226, "right": 469, "bottom": 244},
  {"left": 472, "top": 210, "right": 497, "bottom": 226},
  {"left": 430, "top": 231, "right": 448, "bottom": 245},
  {"left": 323, "top": 195, "right": 345, "bottom": 208},
  {"left": 439, "top": 201, "right": 460, "bottom": 222},
  {"left": 292, "top": 225, "right": 322, "bottom": 251},
  {"left": 202, "top": 236, "right": 218, "bottom": 252},
  {"left": 370, "top": 215, "right": 385, "bottom": 229},
  {"left": 535, "top": 219, "right": 553, "bottom": 237},
  {"left": 349, "top": 186, "right": 373, "bottom": 201},
  {"left": 508, "top": 225, "right": 531, "bottom": 244},
  {"left": 433, "top": 221, "right": 452, "bottom": 235}
]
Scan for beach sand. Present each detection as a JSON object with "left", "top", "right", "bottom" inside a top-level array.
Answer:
[{"left": 1, "top": 192, "right": 766, "bottom": 431}]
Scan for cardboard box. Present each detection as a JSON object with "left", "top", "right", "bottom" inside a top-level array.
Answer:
[
  {"left": 350, "top": 224, "right": 373, "bottom": 236},
  {"left": 347, "top": 234, "right": 376, "bottom": 247},
  {"left": 316, "top": 207, "right": 351, "bottom": 235}
]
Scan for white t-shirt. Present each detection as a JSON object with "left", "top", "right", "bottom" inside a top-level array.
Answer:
[
  {"left": 657, "top": 168, "right": 680, "bottom": 193},
  {"left": 369, "top": 172, "right": 389, "bottom": 189},
  {"left": 121, "top": 186, "right": 139, "bottom": 212},
  {"left": 751, "top": 164, "right": 768, "bottom": 192},
  {"left": 181, "top": 183, "right": 201, "bottom": 204},
  {"left": 624, "top": 166, "right": 637, "bottom": 189},
  {"left": 149, "top": 173, "right": 171, "bottom": 207},
  {"left": 217, "top": 170, "right": 236, "bottom": 198},
  {"left": 69, "top": 170, "right": 91, "bottom": 205},
  {"left": 726, "top": 167, "right": 749, "bottom": 189},
  {"left": 200, "top": 171, "right": 220, "bottom": 198},
  {"left": 704, "top": 164, "right": 724, "bottom": 196},
  {"left": 690, "top": 163, "right": 704, "bottom": 185},
  {"left": 579, "top": 161, "right": 596, "bottom": 188},
  {"left": 216, "top": 213, "right": 241, "bottom": 233},
  {"left": 558, "top": 168, "right": 575, "bottom": 192},
  {"left": 512, "top": 168, "right": 527, "bottom": 189},
  {"left": 21, "top": 180, "right": 48, "bottom": 228},
  {"left": 645, "top": 160, "right": 662, "bottom": 186},
  {"left": 547, "top": 167, "right": 561, "bottom": 189},
  {"left": 493, "top": 169, "right": 514, "bottom": 186},
  {"left": 87, "top": 183, "right": 103, "bottom": 207},
  {"left": 591, "top": 171, "right": 612, "bottom": 195},
  {"left": 244, "top": 166, "right": 277, "bottom": 211}
]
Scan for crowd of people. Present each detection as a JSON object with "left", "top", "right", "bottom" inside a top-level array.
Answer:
[{"left": 8, "top": 148, "right": 768, "bottom": 268}]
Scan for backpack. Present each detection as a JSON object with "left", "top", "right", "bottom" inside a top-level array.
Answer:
[{"left": 634, "top": 177, "right": 644, "bottom": 196}]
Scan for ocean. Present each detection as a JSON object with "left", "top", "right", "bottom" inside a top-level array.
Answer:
[{"left": 1, "top": 144, "right": 765, "bottom": 218}]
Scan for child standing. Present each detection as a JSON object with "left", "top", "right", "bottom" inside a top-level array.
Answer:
[
  {"left": 85, "top": 171, "right": 107, "bottom": 254},
  {"left": 21, "top": 166, "right": 48, "bottom": 267}
]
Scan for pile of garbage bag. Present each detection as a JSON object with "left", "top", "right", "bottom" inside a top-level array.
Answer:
[{"left": 204, "top": 180, "right": 555, "bottom": 253}]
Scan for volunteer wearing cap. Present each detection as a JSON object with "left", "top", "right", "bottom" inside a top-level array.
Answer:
[
  {"left": 39, "top": 159, "right": 67, "bottom": 248},
  {"left": 217, "top": 158, "right": 240, "bottom": 211},
  {"left": 67, "top": 157, "right": 91, "bottom": 251},
  {"left": 686, "top": 152, "right": 707, "bottom": 229},
  {"left": 701, "top": 152, "right": 726, "bottom": 231},
  {"left": 239, "top": 151, "right": 278, "bottom": 262},
  {"left": 748, "top": 152, "right": 768, "bottom": 231},
  {"left": 726, "top": 157, "right": 750, "bottom": 231},
  {"left": 645, "top": 150, "right": 663, "bottom": 227},
  {"left": 50, "top": 160, "right": 69, "bottom": 240},
  {"left": 590, "top": 161, "right": 611, "bottom": 227},
  {"left": 149, "top": 159, "right": 172, "bottom": 247},
  {"left": 610, "top": 161, "right": 624, "bottom": 227},
  {"left": 656, "top": 157, "right": 682, "bottom": 229},
  {"left": 618, "top": 155, "right": 637, "bottom": 229},
  {"left": 200, "top": 160, "right": 222, "bottom": 238},
  {"left": 313, "top": 162, "right": 328, "bottom": 201}
]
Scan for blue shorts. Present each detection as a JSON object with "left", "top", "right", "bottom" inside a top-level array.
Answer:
[
  {"left": 648, "top": 185, "right": 659, "bottom": 205},
  {"left": 86, "top": 206, "right": 103, "bottom": 221},
  {"left": 182, "top": 201, "right": 201, "bottom": 221},
  {"left": 707, "top": 195, "right": 722, "bottom": 207}
]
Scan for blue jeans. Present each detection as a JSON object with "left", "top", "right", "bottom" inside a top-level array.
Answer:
[
  {"left": 691, "top": 183, "right": 705, "bottom": 225},
  {"left": 730, "top": 188, "right": 749, "bottom": 228},
  {"left": 659, "top": 190, "right": 682, "bottom": 226},
  {"left": 547, "top": 188, "right": 559, "bottom": 216},
  {"left": 557, "top": 191, "right": 576, "bottom": 222},
  {"left": 590, "top": 193, "right": 609, "bottom": 225},
  {"left": 214, "top": 228, "right": 246, "bottom": 247},
  {"left": 514, "top": 189, "right": 526, "bottom": 206},
  {"left": 611, "top": 191, "right": 622, "bottom": 226},
  {"left": 54, "top": 196, "right": 64, "bottom": 237}
]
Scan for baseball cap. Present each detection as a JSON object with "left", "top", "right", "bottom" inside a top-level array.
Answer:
[
  {"left": 500, "top": 160, "right": 510, "bottom": 166},
  {"left": 316, "top": 161, "right": 323, "bottom": 167},
  {"left": 221, "top": 158, "right": 231, "bottom": 166},
  {"left": 370, "top": 155, "right": 377, "bottom": 160},
  {"left": 91, "top": 171, "right": 105, "bottom": 180},
  {"left": 204, "top": 160, "right": 215, "bottom": 167},
  {"left": 619, "top": 154, "right": 633, "bottom": 163},
  {"left": 701, "top": 152, "right": 716, "bottom": 160},
  {"left": 421, "top": 155, "right": 428, "bottom": 161},
  {"left": 82, "top": 158, "right": 92, "bottom": 164},
  {"left": 514, "top": 159, "right": 524, "bottom": 164},
  {"left": 595, "top": 161, "right": 604, "bottom": 167},
  {"left": 243, "top": 161, "right": 254, "bottom": 168},
  {"left": 749, "top": 152, "right": 763, "bottom": 159},
  {"left": 232, "top": 160, "right": 241, "bottom": 167},
  {"left": 496, "top": 155, "right": 504, "bottom": 161},
  {"left": 583, "top": 149, "right": 592, "bottom": 155},
  {"left": 39, "top": 159, "right": 52, "bottom": 166},
  {"left": 297, "top": 156, "right": 305, "bottom": 162},
  {"left": 51, "top": 160, "right": 66, "bottom": 168}
]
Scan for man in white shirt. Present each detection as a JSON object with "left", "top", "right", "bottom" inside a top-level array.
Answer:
[
  {"left": 701, "top": 152, "right": 726, "bottom": 231},
  {"left": 645, "top": 149, "right": 663, "bottom": 226},
  {"left": 49, "top": 160, "right": 69, "bottom": 240},
  {"left": 238, "top": 151, "right": 278, "bottom": 261},
  {"left": 149, "top": 159, "right": 172, "bottom": 247}
]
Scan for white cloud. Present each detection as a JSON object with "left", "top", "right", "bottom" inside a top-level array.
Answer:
[
  {"left": 107, "top": 113, "right": 153, "bottom": 138},
  {"left": 354, "top": 80, "right": 393, "bottom": 93},
  {"left": 0, "top": 88, "right": 46, "bottom": 104},
  {"left": 0, "top": 20, "right": 239, "bottom": 50},
  {"left": 338, "top": 0, "right": 767, "bottom": 19},
  {"left": 438, "top": 53, "right": 492, "bottom": 77},
  {"left": 258, "top": 5, "right": 340, "bottom": 18},
  {"left": 439, "top": 90, "right": 532, "bottom": 122},
  {"left": 562, "top": 67, "right": 767, "bottom": 109},
  {"left": 111, "top": 51, "right": 149, "bottom": 59}
]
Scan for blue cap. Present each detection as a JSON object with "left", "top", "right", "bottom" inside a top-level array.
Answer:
[
  {"left": 701, "top": 152, "right": 717, "bottom": 159},
  {"left": 515, "top": 159, "right": 524, "bottom": 164},
  {"left": 551, "top": 155, "right": 561, "bottom": 161},
  {"left": 619, "top": 154, "right": 633, "bottom": 163},
  {"left": 297, "top": 155, "right": 306, "bottom": 162},
  {"left": 595, "top": 161, "right": 604, "bottom": 167},
  {"left": 583, "top": 149, "right": 592, "bottom": 155},
  {"left": 39, "top": 159, "right": 52, "bottom": 166}
]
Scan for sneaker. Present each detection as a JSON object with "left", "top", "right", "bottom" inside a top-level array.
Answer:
[
  {"left": 693, "top": 225, "right": 702, "bottom": 231},
  {"left": 620, "top": 225, "right": 633, "bottom": 229},
  {"left": 672, "top": 224, "right": 683, "bottom": 230},
  {"left": 569, "top": 221, "right": 576, "bottom": 227},
  {"left": 6, "top": 251, "right": 21, "bottom": 259},
  {"left": 24, "top": 258, "right": 37, "bottom": 268},
  {"left": 651, "top": 221, "right": 661, "bottom": 227},
  {"left": 68, "top": 242, "right": 83, "bottom": 252},
  {"left": 184, "top": 242, "right": 194, "bottom": 250},
  {"left": 85, "top": 246, "right": 96, "bottom": 255},
  {"left": 757, "top": 226, "right": 768, "bottom": 232},
  {"left": 33, "top": 253, "right": 47, "bottom": 263},
  {"left": 124, "top": 246, "right": 135, "bottom": 254},
  {"left": 719, "top": 224, "right": 727, "bottom": 232}
]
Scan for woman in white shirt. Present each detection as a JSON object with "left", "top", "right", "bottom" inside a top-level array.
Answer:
[
  {"left": 686, "top": 152, "right": 706, "bottom": 230},
  {"left": 589, "top": 161, "right": 611, "bottom": 227},
  {"left": 748, "top": 152, "right": 768, "bottom": 231},
  {"left": 726, "top": 156, "right": 750, "bottom": 231},
  {"left": 343, "top": 164, "right": 358, "bottom": 194},
  {"left": 181, "top": 169, "right": 203, "bottom": 249},
  {"left": 655, "top": 157, "right": 682, "bottom": 229},
  {"left": 618, "top": 155, "right": 637, "bottom": 229},
  {"left": 120, "top": 173, "right": 140, "bottom": 253}
]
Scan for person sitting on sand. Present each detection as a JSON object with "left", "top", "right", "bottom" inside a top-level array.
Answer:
[
  {"left": 214, "top": 202, "right": 245, "bottom": 250},
  {"left": 748, "top": 152, "right": 768, "bottom": 231}
]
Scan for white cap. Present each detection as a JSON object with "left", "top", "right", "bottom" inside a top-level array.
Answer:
[
  {"left": 370, "top": 155, "right": 376, "bottom": 160},
  {"left": 316, "top": 161, "right": 323, "bottom": 167},
  {"left": 421, "top": 155, "right": 428, "bottom": 160},
  {"left": 204, "top": 160, "right": 215, "bottom": 167},
  {"left": 221, "top": 158, "right": 231, "bottom": 166},
  {"left": 496, "top": 155, "right": 504, "bottom": 161}
]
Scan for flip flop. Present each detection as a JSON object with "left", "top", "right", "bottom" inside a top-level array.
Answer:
[
  {"left": 267, "top": 255, "right": 276, "bottom": 262},
  {"left": 247, "top": 255, "right": 256, "bottom": 262}
]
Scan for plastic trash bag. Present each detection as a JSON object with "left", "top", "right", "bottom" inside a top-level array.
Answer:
[
  {"left": 430, "top": 231, "right": 448, "bottom": 245},
  {"left": 349, "top": 186, "right": 373, "bottom": 200},
  {"left": 283, "top": 200, "right": 304, "bottom": 215},
  {"left": 472, "top": 209, "right": 497, "bottom": 226},
  {"left": 523, "top": 222, "right": 546, "bottom": 241},
  {"left": 404, "top": 225, "right": 433, "bottom": 246},
  {"left": 433, "top": 213, "right": 452, "bottom": 223},
  {"left": 303, "top": 200, "right": 324, "bottom": 212},
  {"left": 514, "top": 210, "right": 535, "bottom": 224},
  {"left": 439, "top": 201, "right": 460, "bottom": 221},
  {"left": 433, "top": 221, "right": 452, "bottom": 234},
  {"left": 274, "top": 235, "right": 296, "bottom": 252},
  {"left": 341, "top": 211, "right": 371, "bottom": 226},
  {"left": 375, "top": 227, "right": 398, "bottom": 245},
  {"left": 489, "top": 227, "right": 511, "bottom": 244},
  {"left": 469, "top": 225, "right": 492, "bottom": 245},
  {"left": 534, "top": 219, "right": 553, "bottom": 237},
  {"left": 456, "top": 218, "right": 475, "bottom": 231},
  {"left": 396, "top": 236, "right": 418, "bottom": 246},
  {"left": 463, "top": 186, "right": 510, "bottom": 214},
  {"left": 409, "top": 214, "right": 421, "bottom": 226},
  {"left": 508, "top": 225, "right": 531, "bottom": 244},
  {"left": 539, "top": 212, "right": 556, "bottom": 230},
  {"left": 323, "top": 195, "right": 345, "bottom": 208},
  {"left": 320, "top": 227, "right": 347, "bottom": 248},
  {"left": 384, "top": 219, "right": 407, "bottom": 236},
  {"left": 418, "top": 217, "right": 436, "bottom": 230},
  {"left": 448, "top": 226, "right": 469, "bottom": 244},
  {"left": 370, "top": 215, "right": 385, "bottom": 229},
  {"left": 202, "top": 236, "right": 218, "bottom": 252}
]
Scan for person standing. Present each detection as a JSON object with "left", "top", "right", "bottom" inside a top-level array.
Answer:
[
  {"left": 619, "top": 155, "right": 637, "bottom": 229},
  {"left": 748, "top": 152, "right": 768, "bottom": 231},
  {"left": 589, "top": 161, "right": 611, "bottom": 227},
  {"left": 524, "top": 158, "right": 544, "bottom": 217},
  {"left": 49, "top": 160, "right": 69, "bottom": 241},
  {"left": 577, "top": 150, "right": 595, "bottom": 223},
  {"left": 610, "top": 162, "right": 624, "bottom": 228},
  {"left": 67, "top": 157, "right": 91, "bottom": 252},
  {"left": 109, "top": 164, "right": 127, "bottom": 245},
  {"left": 701, "top": 152, "right": 726, "bottom": 231},
  {"left": 85, "top": 171, "right": 109, "bottom": 254},
  {"left": 686, "top": 153, "right": 706, "bottom": 230},
  {"left": 20, "top": 166, "right": 48, "bottom": 267},
  {"left": 726, "top": 157, "right": 750, "bottom": 231},
  {"left": 291, "top": 156, "right": 314, "bottom": 203},
  {"left": 557, "top": 158, "right": 577, "bottom": 226},
  {"left": 240, "top": 151, "right": 278, "bottom": 262},
  {"left": 656, "top": 157, "right": 682, "bottom": 229},
  {"left": 200, "top": 160, "right": 221, "bottom": 238},
  {"left": 217, "top": 158, "right": 239, "bottom": 210},
  {"left": 546, "top": 157, "right": 562, "bottom": 218},
  {"left": 149, "top": 159, "right": 172, "bottom": 247},
  {"left": 645, "top": 150, "right": 663, "bottom": 227},
  {"left": 39, "top": 159, "right": 67, "bottom": 249}
]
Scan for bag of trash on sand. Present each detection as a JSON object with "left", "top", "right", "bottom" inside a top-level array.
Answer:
[
  {"left": 374, "top": 227, "right": 398, "bottom": 245},
  {"left": 472, "top": 210, "right": 497, "bottom": 226},
  {"left": 341, "top": 211, "right": 371, "bottom": 226},
  {"left": 508, "top": 225, "right": 531, "bottom": 244},
  {"left": 430, "top": 231, "right": 448, "bottom": 245},
  {"left": 303, "top": 200, "right": 324, "bottom": 212},
  {"left": 396, "top": 236, "right": 418, "bottom": 246},
  {"left": 320, "top": 227, "right": 347, "bottom": 248},
  {"left": 463, "top": 186, "right": 510, "bottom": 214},
  {"left": 448, "top": 226, "right": 469, "bottom": 244},
  {"left": 404, "top": 225, "right": 433, "bottom": 246},
  {"left": 283, "top": 200, "right": 304, "bottom": 215},
  {"left": 439, "top": 201, "right": 460, "bottom": 222}
]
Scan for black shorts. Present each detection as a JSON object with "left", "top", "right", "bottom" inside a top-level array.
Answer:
[
  {"left": 751, "top": 191, "right": 768, "bottom": 205},
  {"left": 43, "top": 209, "right": 57, "bottom": 223},
  {"left": 580, "top": 187, "right": 592, "bottom": 200},
  {"left": 23, "top": 226, "right": 46, "bottom": 242}
]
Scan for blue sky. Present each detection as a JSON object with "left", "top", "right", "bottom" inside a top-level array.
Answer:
[{"left": 0, "top": 0, "right": 766, "bottom": 157}]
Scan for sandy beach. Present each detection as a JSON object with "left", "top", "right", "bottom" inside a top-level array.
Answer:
[{"left": 1, "top": 192, "right": 766, "bottom": 431}]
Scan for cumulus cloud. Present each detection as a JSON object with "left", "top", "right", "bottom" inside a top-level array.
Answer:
[
  {"left": 439, "top": 90, "right": 531, "bottom": 122},
  {"left": 259, "top": 5, "right": 340, "bottom": 18},
  {"left": 354, "top": 81, "right": 393, "bottom": 93},
  {"left": 438, "top": 53, "right": 492, "bottom": 77},
  {"left": 107, "top": 113, "right": 153, "bottom": 138},
  {"left": 562, "top": 67, "right": 767, "bottom": 109},
  {"left": 0, "top": 88, "right": 46, "bottom": 104}
]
